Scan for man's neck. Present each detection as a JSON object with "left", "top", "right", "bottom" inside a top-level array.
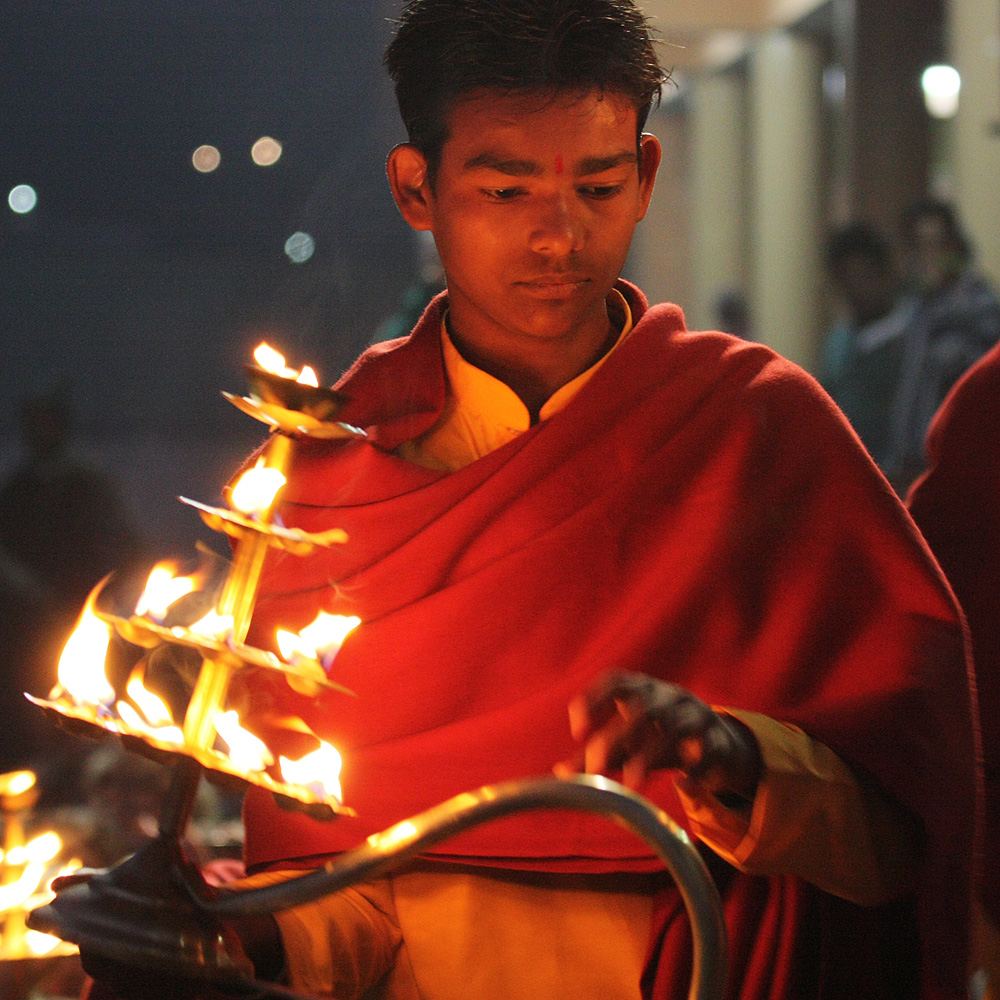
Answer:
[{"left": 445, "top": 303, "right": 620, "bottom": 424}]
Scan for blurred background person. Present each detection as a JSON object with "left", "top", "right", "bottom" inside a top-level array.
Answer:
[
  {"left": 712, "top": 289, "right": 753, "bottom": 340},
  {"left": 819, "top": 222, "right": 912, "bottom": 471},
  {"left": 883, "top": 199, "right": 1000, "bottom": 490}
]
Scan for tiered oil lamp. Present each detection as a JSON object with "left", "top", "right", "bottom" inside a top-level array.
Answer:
[
  {"left": 27, "top": 343, "right": 365, "bottom": 820},
  {"left": 26, "top": 346, "right": 728, "bottom": 1000},
  {"left": 0, "top": 770, "right": 81, "bottom": 962}
]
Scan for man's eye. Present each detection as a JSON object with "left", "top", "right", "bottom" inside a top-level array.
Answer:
[
  {"left": 580, "top": 184, "right": 623, "bottom": 199},
  {"left": 484, "top": 187, "right": 524, "bottom": 201}
]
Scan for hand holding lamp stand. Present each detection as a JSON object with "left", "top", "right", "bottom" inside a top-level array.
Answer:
[{"left": 25, "top": 348, "right": 727, "bottom": 1000}]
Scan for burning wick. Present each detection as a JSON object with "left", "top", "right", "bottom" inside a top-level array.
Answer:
[
  {"left": 215, "top": 711, "right": 274, "bottom": 773},
  {"left": 280, "top": 741, "right": 343, "bottom": 803},
  {"left": 56, "top": 594, "right": 115, "bottom": 706},
  {"left": 254, "top": 342, "right": 320, "bottom": 385},
  {"left": 276, "top": 611, "right": 361, "bottom": 672},
  {"left": 297, "top": 365, "right": 319, "bottom": 387},
  {"left": 230, "top": 457, "right": 287, "bottom": 515},
  {"left": 116, "top": 668, "right": 184, "bottom": 744},
  {"left": 135, "top": 562, "right": 197, "bottom": 622}
]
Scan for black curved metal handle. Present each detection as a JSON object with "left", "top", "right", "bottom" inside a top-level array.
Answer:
[{"left": 208, "top": 774, "right": 728, "bottom": 1000}]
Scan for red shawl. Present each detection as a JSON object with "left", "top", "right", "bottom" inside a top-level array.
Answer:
[
  {"left": 908, "top": 341, "right": 999, "bottom": 927},
  {"left": 239, "top": 283, "right": 975, "bottom": 999}
]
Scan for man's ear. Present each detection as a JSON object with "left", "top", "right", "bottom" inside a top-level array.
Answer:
[
  {"left": 387, "top": 144, "right": 433, "bottom": 231},
  {"left": 635, "top": 133, "right": 662, "bottom": 222}
]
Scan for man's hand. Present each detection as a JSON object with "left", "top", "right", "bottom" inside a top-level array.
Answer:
[{"left": 558, "top": 671, "right": 762, "bottom": 801}]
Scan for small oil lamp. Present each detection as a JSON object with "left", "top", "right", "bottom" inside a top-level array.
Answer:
[
  {"left": 0, "top": 771, "right": 81, "bottom": 962},
  {"left": 26, "top": 346, "right": 728, "bottom": 999}
]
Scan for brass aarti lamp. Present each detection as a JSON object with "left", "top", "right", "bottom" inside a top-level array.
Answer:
[{"left": 25, "top": 345, "right": 727, "bottom": 1000}]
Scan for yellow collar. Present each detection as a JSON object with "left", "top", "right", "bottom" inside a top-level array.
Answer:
[{"left": 441, "top": 288, "right": 633, "bottom": 432}]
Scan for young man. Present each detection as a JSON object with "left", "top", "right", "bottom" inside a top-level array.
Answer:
[{"left": 223, "top": 3, "right": 976, "bottom": 999}]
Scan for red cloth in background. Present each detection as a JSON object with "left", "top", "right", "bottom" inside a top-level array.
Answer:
[
  {"left": 908, "top": 340, "right": 1000, "bottom": 926},
  {"left": 237, "top": 283, "right": 975, "bottom": 999}
]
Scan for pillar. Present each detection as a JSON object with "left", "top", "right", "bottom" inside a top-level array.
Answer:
[
  {"left": 748, "top": 30, "right": 824, "bottom": 369},
  {"left": 949, "top": 0, "right": 1000, "bottom": 286},
  {"left": 688, "top": 70, "right": 748, "bottom": 332}
]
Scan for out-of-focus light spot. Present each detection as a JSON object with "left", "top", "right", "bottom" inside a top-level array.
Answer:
[
  {"left": 922, "top": 65, "right": 961, "bottom": 119},
  {"left": 8, "top": 184, "right": 37, "bottom": 214},
  {"left": 823, "top": 65, "right": 847, "bottom": 105},
  {"left": 252, "top": 137, "right": 282, "bottom": 166},
  {"left": 285, "top": 231, "right": 315, "bottom": 264},
  {"left": 192, "top": 145, "right": 222, "bottom": 173},
  {"left": 701, "top": 31, "right": 747, "bottom": 70}
]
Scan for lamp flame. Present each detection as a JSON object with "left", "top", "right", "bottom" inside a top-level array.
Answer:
[
  {"left": 0, "top": 770, "right": 35, "bottom": 798},
  {"left": 125, "top": 672, "right": 174, "bottom": 728},
  {"left": 0, "top": 862, "right": 47, "bottom": 913},
  {"left": 135, "top": 561, "right": 198, "bottom": 620},
  {"left": 279, "top": 741, "right": 343, "bottom": 802},
  {"left": 254, "top": 342, "right": 295, "bottom": 377},
  {"left": 56, "top": 591, "right": 114, "bottom": 705},
  {"left": 230, "top": 458, "right": 286, "bottom": 515},
  {"left": 215, "top": 711, "right": 274, "bottom": 773},
  {"left": 254, "top": 341, "right": 318, "bottom": 385},
  {"left": 296, "top": 365, "right": 319, "bottom": 387},
  {"left": 188, "top": 609, "right": 235, "bottom": 639},
  {"left": 276, "top": 612, "right": 360, "bottom": 670},
  {"left": 0, "top": 832, "right": 64, "bottom": 914},
  {"left": 25, "top": 930, "right": 63, "bottom": 956},
  {"left": 116, "top": 701, "right": 184, "bottom": 746}
]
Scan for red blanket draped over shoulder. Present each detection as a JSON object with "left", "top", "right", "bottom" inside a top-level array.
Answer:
[
  {"left": 238, "top": 283, "right": 975, "bottom": 999},
  {"left": 908, "top": 341, "right": 1000, "bottom": 928}
]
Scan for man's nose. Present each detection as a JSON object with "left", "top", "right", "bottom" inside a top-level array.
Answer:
[{"left": 529, "top": 193, "right": 585, "bottom": 256}]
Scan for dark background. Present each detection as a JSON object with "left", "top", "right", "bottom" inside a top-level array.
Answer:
[{"left": 1, "top": 1, "right": 416, "bottom": 552}]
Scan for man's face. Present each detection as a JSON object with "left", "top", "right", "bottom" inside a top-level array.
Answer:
[
  {"left": 391, "top": 90, "right": 659, "bottom": 358},
  {"left": 833, "top": 253, "right": 897, "bottom": 325}
]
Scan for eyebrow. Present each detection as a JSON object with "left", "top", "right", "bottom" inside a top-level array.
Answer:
[
  {"left": 463, "top": 153, "right": 542, "bottom": 176},
  {"left": 462, "top": 150, "right": 638, "bottom": 177},
  {"left": 575, "top": 152, "right": 639, "bottom": 175}
]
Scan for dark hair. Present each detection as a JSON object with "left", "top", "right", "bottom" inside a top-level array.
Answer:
[
  {"left": 825, "top": 222, "right": 893, "bottom": 273},
  {"left": 901, "top": 198, "right": 970, "bottom": 262},
  {"left": 384, "top": 0, "right": 667, "bottom": 181}
]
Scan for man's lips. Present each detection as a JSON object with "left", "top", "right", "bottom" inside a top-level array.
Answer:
[{"left": 515, "top": 275, "right": 591, "bottom": 297}]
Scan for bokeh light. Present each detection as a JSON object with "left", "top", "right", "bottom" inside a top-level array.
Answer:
[
  {"left": 284, "top": 231, "right": 315, "bottom": 263},
  {"left": 192, "top": 145, "right": 222, "bottom": 173},
  {"left": 922, "top": 65, "right": 961, "bottom": 119},
  {"left": 252, "top": 137, "right": 282, "bottom": 166},
  {"left": 8, "top": 184, "right": 38, "bottom": 214}
]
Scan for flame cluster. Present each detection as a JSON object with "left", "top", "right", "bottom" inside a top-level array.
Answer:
[{"left": 48, "top": 559, "right": 357, "bottom": 805}]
